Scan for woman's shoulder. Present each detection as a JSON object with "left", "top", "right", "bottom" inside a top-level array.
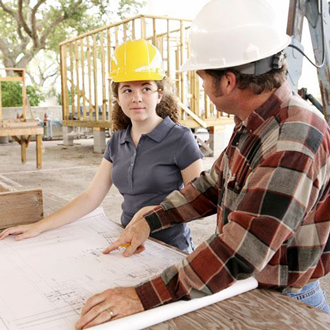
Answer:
[
  {"left": 109, "top": 129, "right": 127, "bottom": 140},
  {"left": 167, "top": 118, "right": 193, "bottom": 137}
]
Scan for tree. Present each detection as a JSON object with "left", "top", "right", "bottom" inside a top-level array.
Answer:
[
  {"left": 1, "top": 81, "right": 45, "bottom": 107},
  {"left": 0, "top": 0, "right": 145, "bottom": 70}
]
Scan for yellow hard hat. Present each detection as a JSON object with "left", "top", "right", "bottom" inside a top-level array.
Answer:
[{"left": 110, "top": 39, "right": 165, "bottom": 82}]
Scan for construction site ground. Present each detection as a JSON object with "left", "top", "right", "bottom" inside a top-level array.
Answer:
[{"left": 0, "top": 138, "right": 329, "bottom": 307}]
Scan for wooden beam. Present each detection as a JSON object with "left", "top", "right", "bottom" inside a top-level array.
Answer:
[
  {"left": 0, "top": 189, "right": 44, "bottom": 231},
  {"left": 36, "top": 134, "right": 42, "bottom": 169},
  {"left": 178, "top": 101, "right": 207, "bottom": 128},
  {"left": 0, "top": 126, "right": 43, "bottom": 137},
  {"left": 63, "top": 120, "right": 111, "bottom": 128}
]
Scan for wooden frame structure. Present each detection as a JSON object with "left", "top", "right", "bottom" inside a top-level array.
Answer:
[
  {"left": 0, "top": 68, "right": 43, "bottom": 168},
  {"left": 59, "top": 14, "right": 233, "bottom": 132}
]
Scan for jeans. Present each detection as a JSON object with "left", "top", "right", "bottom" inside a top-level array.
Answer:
[
  {"left": 183, "top": 237, "right": 195, "bottom": 254},
  {"left": 283, "top": 280, "right": 330, "bottom": 314}
]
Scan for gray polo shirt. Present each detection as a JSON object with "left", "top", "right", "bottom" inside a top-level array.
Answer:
[{"left": 104, "top": 116, "right": 203, "bottom": 250}]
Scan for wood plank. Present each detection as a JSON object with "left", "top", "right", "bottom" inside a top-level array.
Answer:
[
  {"left": 86, "top": 37, "right": 93, "bottom": 121},
  {"left": 100, "top": 31, "right": 106, "bottom": 121},
  {"left": 0, "top": 189, "right": 43, "bottom": 231},
  {"left": 21, "top": 136, "right": 27, "bottom": 163},
  {"left": 179, "top": 101, "right": 207, "bottom": 128},
  {"left": 36, "top": 134, "right": 42, "bottom": 169},
  {"left": 0, "top": 119, "right": 38, "bottom": 128},
  {"left": 75, "top": 42, "right": 81, "bottom": 120},
  {"left": 167, "top": 19, "right": 170, "bottom": 76},
  {"left": 93, "top": 34, "right": 99, "bottom": 121},
  {"left": 60, "top": 44, "right": 69, "bottom": 120},
  {"left": 141, "top": 16, "right": 146, "bottom": 39},
  {"left": 70, "top": 43, "right": 75, "bottom": 120},
  {"left": 107, "top": 29, "right": 112, "bottom": 119},
  {"left": 80, "top": 40, "right": 87, "bottom": 120},
  {"left": 149, "top": 289, "right": 330, "bottom": 329},
  {"left": 0, "top": 77, "right": 22, "bottom": 82},
  {"left": 0, "top": 126, "right": 44, "bottom": 136},
  {"left": 0, "top": 181, "right": 13, "bottom": 193},
  {"left": 63, "top": 120, "right": 111, "bottom": 128},
  {"left": 22, "top": 69, "right": 27, "bottom": 119}
]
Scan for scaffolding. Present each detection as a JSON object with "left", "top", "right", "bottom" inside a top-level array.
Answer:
[{"left": 59, "top": 14, "right": 233, "bottom": 133}]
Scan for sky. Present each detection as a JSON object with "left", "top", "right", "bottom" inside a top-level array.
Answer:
[{"left": 143, "top": 0, "right": 321, "bottom": 98}]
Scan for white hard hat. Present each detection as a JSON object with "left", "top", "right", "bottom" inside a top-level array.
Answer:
[{"left": 180, "top": 0, "right": 291, "bottom": 73}]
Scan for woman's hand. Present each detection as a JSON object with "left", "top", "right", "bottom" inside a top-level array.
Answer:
[
  {"left": 75, "top": 287, "right": 144, "bottom": 329},
  {"left": 0, "top": 222, "right": 43, "bottom": 241}
]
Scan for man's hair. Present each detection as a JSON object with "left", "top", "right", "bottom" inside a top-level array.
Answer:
[
  {"left": 111, "top": 76, "right": 179, "bottom": 131},
  {"left": 205, "top": 60, "right": 288, "bottom": 96}
]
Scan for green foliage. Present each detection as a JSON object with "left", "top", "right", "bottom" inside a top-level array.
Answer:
[
  {"left": 1, "top": 82, "right": 45, "bottom": 107},
  {"left": 0, "top": 0, "right": 146, "bottom": 58},
  {"left": 56, "top": 89, "right": 75, "bottom": 106},
  {"left": 26, "top": 85, "right": 46, "bottom": 106}
]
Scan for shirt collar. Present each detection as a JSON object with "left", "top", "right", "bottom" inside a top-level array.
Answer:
[
  {"left": 145, "top": 116, "right": 175, "bottom": 142},
  {"left": 119, "top": 116, "right": 175, "bottom": 144},
  {"left": 120, "top": 125, "right": 132, "bottom": 144},
  {"left": 238, "top": 81, "right": 293, "bottom": 133}
]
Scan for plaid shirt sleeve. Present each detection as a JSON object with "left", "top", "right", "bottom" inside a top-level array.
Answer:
[{"left": 135, "top": 95, "right": 330, "bottom": 309}]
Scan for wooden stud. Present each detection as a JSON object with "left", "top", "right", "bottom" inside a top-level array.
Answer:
[
  {"left": 132, "top": 19, "right": 136, "bottom": 39},
  {"left": 141, "top": 16, "right": 146, "bottom": 39},
  {"left": 36, "top": 134, "right": 42, "bottom": 169},
  {"left": 69, "top": 43, "right": 75, "bottom": 119},
  {"left": 60, "top": 45, "right": 69, "bottom": 120},
  {"left": 107, "top": 29, "right": 112, "bottom": 121},
  {"left": 86, "top": 37, "right": 93, "bottom": 121},
  {"left": 93, "top": 34, "right": 99, "bottom": 121},
  {"left": 80, "top": 41, "right": 87, "bottom": 120},
  {"left": 152, "top": 18, "right": 156, "bottom": 45},
  {"left": 100, "top": 31, "right": 106, "bottom": 121},
  {"left": 21, "top": 69, "right": 27, "bottom": 120},
  {"left": 74, "top": 42, "right": 81, "bottom": 120},
  {"left": 180, "top": 21, "right": 184, "bottom": 104},
  {"left": 115, "top": 26, "right": 119, "bottom": 45},
  {"left": 123, "top": 23, "right": 127, "bottom": 41},
  {"left": 167, "top": 19, "right": 170, "bottom": 76},
  {"left": 21, "top": 136, "right": 27, "bottom": 164}
]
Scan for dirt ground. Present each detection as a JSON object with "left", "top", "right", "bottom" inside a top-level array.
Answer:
[{"left": 0, "top": 138, "right": 329, "bottom": 307}]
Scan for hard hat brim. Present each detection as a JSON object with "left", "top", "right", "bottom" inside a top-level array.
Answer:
[{"left": 180, "top": 36, "right": 291, "bottom": 73}]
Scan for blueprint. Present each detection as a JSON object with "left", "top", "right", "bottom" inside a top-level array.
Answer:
[{"left": 0, "top": 208, "right": 187, "bottom": 330}]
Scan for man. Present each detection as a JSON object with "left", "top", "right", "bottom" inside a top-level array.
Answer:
[{"left": 76, "top": 0, "right": 330, "bottom": 328}]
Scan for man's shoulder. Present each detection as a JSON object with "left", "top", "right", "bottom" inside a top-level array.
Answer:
[
  {"left": 276, "top": 93, "right": 330, "bottom": 156},
  {"left": 278, "top": 93, "right": 328, "bottom": 132}
]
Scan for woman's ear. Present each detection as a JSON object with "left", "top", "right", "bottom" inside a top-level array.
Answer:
[
  {"left": 157, "top": 90, "right": 163, "bottom": 104},
  {"left": 115, "top": 97, "right": 121, "bottom": 107}
]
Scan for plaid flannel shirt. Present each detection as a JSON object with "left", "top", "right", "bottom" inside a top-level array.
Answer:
[{"left": 135, "top": 82, "right": 330, "bottom": 310}]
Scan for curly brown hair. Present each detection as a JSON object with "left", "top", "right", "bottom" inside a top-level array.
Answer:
[
  {"left": 111, "top": 77, "right": 179, "bottom": 131},
  {"left": 205, "top": 60, "right": 288, "bottom": 96}
]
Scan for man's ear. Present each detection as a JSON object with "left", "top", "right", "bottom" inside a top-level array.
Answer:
[{"left": 223, "top": 71, "right": 237, "bottom": 94}]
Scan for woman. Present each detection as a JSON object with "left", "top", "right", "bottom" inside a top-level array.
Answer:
[{"left": 0, "top": 39, "right": 203, "bottom": 253}]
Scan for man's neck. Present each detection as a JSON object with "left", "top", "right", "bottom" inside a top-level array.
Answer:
[{"left": 233, "top": 88, "right": 276, "bottom": 121}]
